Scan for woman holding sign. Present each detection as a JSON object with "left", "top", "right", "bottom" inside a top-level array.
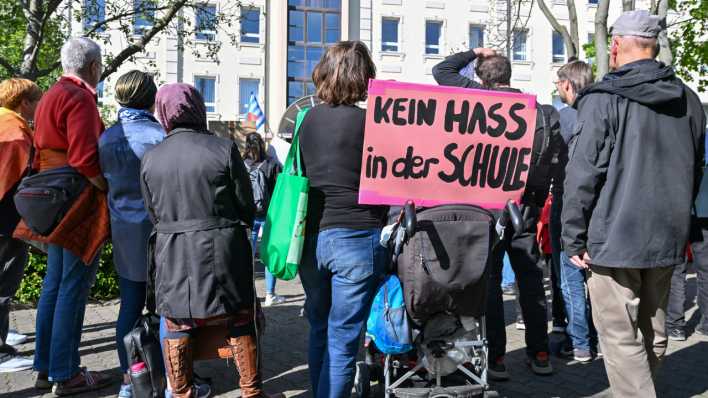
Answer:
[{"left": 298, "top": 41, "right": 389, "bottom": 398}]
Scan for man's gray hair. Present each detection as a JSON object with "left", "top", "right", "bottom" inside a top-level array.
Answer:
[
  {"left": 619, "top": 35, "right": 660, "bottom": 58},
  {"left": 557, "top": 60, "right": 594, "bottom": 92},
  {"left": 60, "top": 37, "right": 102, "bottom": 74}
]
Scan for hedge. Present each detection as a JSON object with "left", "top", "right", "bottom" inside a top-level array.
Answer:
[{"left": 15, "top": 244, "right": 120, "bottom": 304}]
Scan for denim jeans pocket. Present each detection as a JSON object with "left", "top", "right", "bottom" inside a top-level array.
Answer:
[{"left": 331, "top": 234, "right": 375, "bottom": 284}]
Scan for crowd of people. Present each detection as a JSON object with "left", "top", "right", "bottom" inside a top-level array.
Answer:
[{"left": 0, "top": 9, "right": 706, "bottom": 398}]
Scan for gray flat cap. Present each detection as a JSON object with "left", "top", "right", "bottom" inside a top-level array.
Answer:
[{"left": 610, "top": 10, "right": 664, "bottom": 38}]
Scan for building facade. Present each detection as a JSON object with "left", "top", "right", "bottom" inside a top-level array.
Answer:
[{"left": 75, "top": 0, "right": 706, "bottom": 135}]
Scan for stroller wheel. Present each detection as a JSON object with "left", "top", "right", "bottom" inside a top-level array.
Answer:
[{"left": 355, "top": 361, "right": 371, "bottom": 398}]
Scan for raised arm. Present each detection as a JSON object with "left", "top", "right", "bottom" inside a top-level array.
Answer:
[{"left": 432, "top": 48, "right": 495, "bottom": 89}]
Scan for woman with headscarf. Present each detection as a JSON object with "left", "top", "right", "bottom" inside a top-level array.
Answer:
[
  {"left": 242, "top": 132, "right": 283, "bottom": 306},
  {"left": 140, "top": 83, "right": 280, "bottom": 398},
  {"left": 98, "top": 70, "right": 164, "bottom": 398}
]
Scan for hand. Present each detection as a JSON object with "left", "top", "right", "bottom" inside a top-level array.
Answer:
[
  {"left": 570, "top": 252, "right": 592, "bottom": 269},
  {"left": 473, "top": 47, "right": 497, "bottom": 58}
]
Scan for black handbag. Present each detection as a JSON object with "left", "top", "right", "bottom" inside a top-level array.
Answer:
[
  {"left": 13, "top": 165, "right": 87, "bottom": 236},
  {"left": 124, "top": 313, "right": 166, "bottom": 398}
]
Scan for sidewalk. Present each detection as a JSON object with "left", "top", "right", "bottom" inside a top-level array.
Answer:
[{"left": 2, "top": 272, "right": 708, "bottom": 397}]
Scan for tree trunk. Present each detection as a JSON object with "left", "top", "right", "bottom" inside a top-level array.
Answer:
[
  {"left": 622, "top": 0, "right": 635, "bottom": 11},
  {"left": 537, "top": 0, "right": 577, "bottom": 59},
  {"left": 20, "top": 0, "right": 44, "bottom": 79},
  {"left": 595, "top": 0, "right": 610, "bottom": 80},
  {"left": 567, "top": 0, "right": 580, "bottom": 57},
  {"left": 656, "top": 0, "right": 672, "bottom": 65}
]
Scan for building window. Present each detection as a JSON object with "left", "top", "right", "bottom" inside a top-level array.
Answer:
[
  {"left": 588, "top": 0, "right": 598, "bottom": 4},
  {"left": 241, "top": 7, "right": 260, "bottom": 43},
  {"left": 84, "top": 0, "right": 105, "bottom": 32},
  {"left": 512, "top": 29, "right": 528, "bottom": 61},
  {"left": 469, "top": 25, "right": 484, "bottom": 49},
  {"left": 133, "top": 0, "right": 155, "bottom": 35},
  {"left": 287, "top": 1, "right": 341, "bottom": 105},
  {"left": 586, "top": 33, "right": 595, "bottom": 64},
  {"left": 196, "top": 5, "right": 217, "bottom": 41},
  {"left": 96, "top": 81, "right": 105, "bottom": 105},
  {"left": 425, "top": 21, "right": 442, "bottom": 55},
  {"left": 382, "top": 18, "right": 399, "bottom": 52},
  {"left": 552, "top": 31, "right": 565, "bottom": 63},
  {"left": 552, "top": 95, "right": 565, "bottom": 110},
  {"left": 195, "top": 77, "right": 216, "bottom": 113},
  {"left": 239, "top": 78, "right": 260, "bottom": 117}
]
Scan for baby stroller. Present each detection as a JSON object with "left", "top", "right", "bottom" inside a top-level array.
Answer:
[{"left": 356, "top": 201, "right": 522, "bottom": 398}]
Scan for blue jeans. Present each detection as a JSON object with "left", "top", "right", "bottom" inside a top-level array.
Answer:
[
  {"left": 501, "top": 253, "right": 515, "bottom": 288},
  {"left": 559, "top": 251, "right": 597, "bottom": 351},
  {"left": 252, "top": 218, "right": 276, "bottom": 295},
  {"left": 299, "top": 228, "right": 387, "bottom": 398},
  {"left": 116, "top": 277, "right": 146, "bottom": 373},
  {"left": 34, "top": 244, "right": 98, "bottom": 381}
]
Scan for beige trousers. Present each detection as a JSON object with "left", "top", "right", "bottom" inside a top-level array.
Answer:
[{"left": 587, "top": 265, "right": 674, "bottom": 398}]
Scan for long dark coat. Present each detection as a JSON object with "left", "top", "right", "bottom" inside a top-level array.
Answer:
[{"left": 140, "top": 128, "right": 256, "bottom": 319}]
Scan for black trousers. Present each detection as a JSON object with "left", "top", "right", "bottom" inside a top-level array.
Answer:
[
  {"left": 487, "top": 207, "right": 549, "bottom": 360},
  {"left": 0, "top": 236, "right": 28, "bottom": 349},
  {"left": 666, "top": 221, "right": 708, "bottom": 333}
]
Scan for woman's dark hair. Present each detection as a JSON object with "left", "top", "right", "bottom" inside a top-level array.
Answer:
[
  {"left": 115, "top": 70, "right": 157, "bottom": 110},
  {"left": 312, "top": 41, "right": 376, "bottom": 105},
  {"left": 244, "top": 132, "right": 267, "bottom": 162}
]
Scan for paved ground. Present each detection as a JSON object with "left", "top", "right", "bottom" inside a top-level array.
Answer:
[{"left": 2, "top": 267, "right": 708, "bottom": 398}]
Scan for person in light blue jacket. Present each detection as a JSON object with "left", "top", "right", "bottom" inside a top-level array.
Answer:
[{"left": 98, "top": 71, "right": 164, "bottom": 398}]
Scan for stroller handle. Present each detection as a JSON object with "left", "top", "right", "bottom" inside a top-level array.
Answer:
[
  {"left": 505, "top": 200, "right": 524, "bottom": 235},
  {"left": 403, "top": 200, "right": 417, "bottom": 238}
]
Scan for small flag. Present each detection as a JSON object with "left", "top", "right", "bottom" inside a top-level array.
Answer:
[{"left": 247, "top": 92, "right": 266, "bottom": 133}]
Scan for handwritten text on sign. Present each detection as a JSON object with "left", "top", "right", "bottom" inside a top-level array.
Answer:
[{"left": 358, "top": 79, "right": 537, "bottom": 209}]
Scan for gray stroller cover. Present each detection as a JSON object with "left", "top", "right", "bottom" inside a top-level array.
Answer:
[{"left": 396, "top": 205, "right": 494, "bottom": 326}]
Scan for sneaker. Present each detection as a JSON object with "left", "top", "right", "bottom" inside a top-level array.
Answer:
[
  {"left": 0, "top": 356, "right": 33, "bottom": 373},
  {"left": 515, "top": 320, "right": 526, "bottom": 330},
  {"left": 573, "top": 349, "right": 593, "bottom": 363},
  {"left": 118, "top": 383, "right": 133, "bottom": 398},
  {"left": 668, "top": 328, "right": 687, "bottom": 341},
  {"left": 551, "top": 325, "right": 566, "bottom": 334},
  {"left": 487, "top": 357, "right": 510, "bottom": 381},
  {"left": 36, "top": 372, "right": 52, "bottom": 389},
  {"left": 6, "top": 330, "right": 28, "bottom": 346},
  {"left": 527, "top": 352, "right": 553, "bottom": 375},
  {"left": 52, "top": 367, "right": 111, "bottom": 396},
  {"left": 264, "top": 294, "right": 286, "bottom": 307},
  {"left": 165, "top": 383, "right": 211, "bottom": 398}
]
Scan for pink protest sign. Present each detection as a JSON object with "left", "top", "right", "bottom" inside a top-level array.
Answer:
[{"left": 359, "top": 79, "right": 537, "bottom": 209}]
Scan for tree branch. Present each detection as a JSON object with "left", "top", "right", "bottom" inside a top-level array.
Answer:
[
  {"left": 595, "top": 0, "right": 610, "bottom": 80},
  {"left": 101, "top": 0, "right": 189, "bottom": 80},
  {"left": 537, "top": 0, "right": 577, "bottom": 59},
  {"left": 0, "top": 57, "right": 19, "bottom": 76},
  {"left": 656, "top": 0, "right": 672, "bottom": 65},
  {"left": 566, "top": 0, "right": 580, "bottom": 55},
  {"left": 622, "top": 0, "right": 635, "bottom": 11}
]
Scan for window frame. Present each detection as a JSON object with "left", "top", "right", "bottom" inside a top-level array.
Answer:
[
  {"left": 238, "top": 78, "right": 261, "bottom": 117},
  {"left": 286, "top": 2, "right": 341, "bottom": 105},
  {"left": 194, "top": 76, "right": 217, "bottom": 113},
  {"left": 240, "top": 6, "right": 261, "bottom": 44},
  {"left": 512, "top": 29, "right": 528, "bottom": 62},
  {"left": 84, "top": 0, "right": 106, "bottom": 33},
  {"left": 381, "top": 17, "right": 400, "bottom": 53},
  {"left": 133, "top": 0, "right": 156, "bottom": 36},
  {"left": 468, "top": 24, "right": 485, "bottom": 49},
  {"left": 425, "top": 20, "right": 443, "bottom": 55},
  {"left": 552, "top": 30, "right": 566, "bottom": 63},
  {"left": 195, "top": 4, "right": 218, "bottom": 42}
]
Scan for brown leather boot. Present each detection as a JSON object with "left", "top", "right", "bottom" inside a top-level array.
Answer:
[
  {"left": 229, "top": 335, "right": 283, "bottom": 398},
  {"left": 163, "top": 336, "right": 194, "bottom": 398}
]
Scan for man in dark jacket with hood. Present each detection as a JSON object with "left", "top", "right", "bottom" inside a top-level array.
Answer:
[
  {"left": 562, "top": 10, "right": 706, "bottom": 397},
  {"left": 433, "top": 49, "right": 564, "bottom": 379}
]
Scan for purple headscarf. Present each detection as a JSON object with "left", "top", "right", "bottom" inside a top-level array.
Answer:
[{"left": 155, "top": 83, "right": 208, "bottom": 133}]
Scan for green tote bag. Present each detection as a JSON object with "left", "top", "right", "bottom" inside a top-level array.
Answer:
[{"left": 259, "top": 109, "right": 310, "bottom": 280}]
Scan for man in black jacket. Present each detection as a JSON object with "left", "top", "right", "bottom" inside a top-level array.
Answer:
[
  {"left": 562, "top": 10, "right": 706, "bottom": 397},
  {"left": 433, "top": 49, "right": 563, "bottom": 379}
]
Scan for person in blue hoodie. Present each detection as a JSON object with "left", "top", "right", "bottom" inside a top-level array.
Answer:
[{"left": 98, "top": 70, "right": 165, "bottom": 398}]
